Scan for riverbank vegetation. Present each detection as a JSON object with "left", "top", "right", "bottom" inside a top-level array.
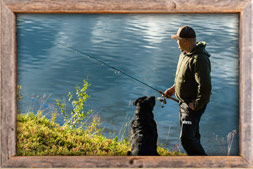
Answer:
[
  {"left": 17, "top": 112, "right": 185, "bottom": 156},
  {"left": 17, "top": 80, "right": 185, "bottom": 156}
]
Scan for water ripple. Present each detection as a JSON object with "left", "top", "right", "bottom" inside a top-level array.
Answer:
[{"left": 17, "top": 14, "right": 239, "bottom": 155}]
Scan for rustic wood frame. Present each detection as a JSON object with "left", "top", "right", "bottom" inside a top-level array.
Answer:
[{"left": 1, "top": 0, "right": 252, "bottom": 168}]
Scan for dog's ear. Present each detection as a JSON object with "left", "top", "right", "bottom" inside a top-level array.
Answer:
[
  {"left": 148, "top": 96, "right": 156, "bottom": 108},
  {"left": 133, "top": 96, "right": 147, "bottom": 106},
  {"left": 133, "top": 99, "right": 139, "bottom": 106}
]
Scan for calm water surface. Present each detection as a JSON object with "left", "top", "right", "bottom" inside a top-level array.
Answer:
[{"left": 17, "top": 14, "right": 239, "bottom": 155}]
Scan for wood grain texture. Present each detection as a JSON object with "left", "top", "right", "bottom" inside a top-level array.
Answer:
[
  {"left": 0, "top": 0, "right": 253, "bottom": 168},
  {"left": 2, "top": 156, "right": 252, "bottom": 168},
  {"left": 0, "top": 1, "right": 2, "bottom": 167},
  {"left": 1, "top": 2, "right": 17, "bottom": 166},
  {"left": 1, "top": 0, "right": 251, "bottom": 13},
  {"left": 239, "top": 0, "right": 253, "bottom": 165}
]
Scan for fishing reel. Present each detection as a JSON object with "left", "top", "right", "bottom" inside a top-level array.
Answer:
[
  {"left": 157, "top": 96, "right": 167, "bottom": 108},
  {"left": 157, "top": 90, "right": 179, "bottom": 108}
]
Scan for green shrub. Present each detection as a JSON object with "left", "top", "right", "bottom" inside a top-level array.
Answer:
[{"left": 56, "top": 80, "right": 93, "bottom": 129}]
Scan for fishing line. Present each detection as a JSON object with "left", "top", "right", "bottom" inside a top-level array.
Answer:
[{"left": 56, "top": 42, "right": 179, "bottom": 103}]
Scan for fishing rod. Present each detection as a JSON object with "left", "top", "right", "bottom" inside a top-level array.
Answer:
[{"left": 56, "top": 43, "right": 179, "bottom": 104}]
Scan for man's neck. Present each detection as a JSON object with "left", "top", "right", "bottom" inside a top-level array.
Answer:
[{"left": 185, "top": 43, "right": 196, "bottom": 53}]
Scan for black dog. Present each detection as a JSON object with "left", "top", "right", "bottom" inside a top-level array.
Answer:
[{"left": 127, "top": 96, "right": 159, "bottom": 156}]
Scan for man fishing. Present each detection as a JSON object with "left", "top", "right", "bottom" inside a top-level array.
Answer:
[{"left": 163, "top": 26, "right": 211, "bottom": 155}]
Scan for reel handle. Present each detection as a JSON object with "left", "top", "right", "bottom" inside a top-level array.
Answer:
[{"left": 158, "top": 90, "right": 179, "bottom": 103}]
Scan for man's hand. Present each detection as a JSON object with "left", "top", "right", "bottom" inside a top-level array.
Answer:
[
  {"left": 189, "top": 101, "right": 195, "bottom": 110},
  {"left": 163, "top": 85, "right": 175, "bottom": 97}
]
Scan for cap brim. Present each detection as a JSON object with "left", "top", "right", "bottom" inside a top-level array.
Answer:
[{"left": 171, "top": 35, "right": 180, "bottom": 40}]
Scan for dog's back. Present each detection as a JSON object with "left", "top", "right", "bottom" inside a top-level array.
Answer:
[{"left": 128, "top": 96, "right": 159, "bottom": 156}]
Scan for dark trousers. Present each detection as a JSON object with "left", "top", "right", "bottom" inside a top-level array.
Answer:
[{"left": 179, "top": 102, "right": 207, "bottom": 156}]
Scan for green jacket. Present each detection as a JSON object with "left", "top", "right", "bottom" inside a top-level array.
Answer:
[{"left": 174, "top": 41, "right": 211, "bottom": 110}]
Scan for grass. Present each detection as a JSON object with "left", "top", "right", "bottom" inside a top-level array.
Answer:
[
  {"left": 17, "top": 111, "right": 185, "bottom": 156},
  {"left": 17, "top": 111, "right": 129, "bottom": 156},
  {"left": 213, "top": 130, "right": 237, "bottom": 156},
  {"left": 17, "top": 80, "right": 185, "bottom": 156}
]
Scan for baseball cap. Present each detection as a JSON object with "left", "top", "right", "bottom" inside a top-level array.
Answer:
[{"left": 171, "top": 26, "right": 196, "bottom": 40}]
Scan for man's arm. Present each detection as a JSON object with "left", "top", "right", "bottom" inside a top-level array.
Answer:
[{"left": 192, "top": 56, "right": 212, "bottom": 110}]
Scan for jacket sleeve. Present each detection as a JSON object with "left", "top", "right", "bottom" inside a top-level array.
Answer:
[{"left": 193, "top": 55, "right": 212, "bottom": 110}]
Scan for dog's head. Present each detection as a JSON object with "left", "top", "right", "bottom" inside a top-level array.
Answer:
[{"left": 133, "top": 96, "right": 156, "bottom": 110}]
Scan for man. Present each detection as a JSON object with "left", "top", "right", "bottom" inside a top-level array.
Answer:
[{"left": 163, "top": 26, "right": 211, "bottom": 155}]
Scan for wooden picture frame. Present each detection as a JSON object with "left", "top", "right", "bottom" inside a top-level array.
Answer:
[{"left": 1, "top": 0, "right": 252, "bottom": 168}]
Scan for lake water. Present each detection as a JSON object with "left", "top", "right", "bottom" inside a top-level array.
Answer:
[{"left": 17, "top": 14, "right": 239, "bottom": 155}]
